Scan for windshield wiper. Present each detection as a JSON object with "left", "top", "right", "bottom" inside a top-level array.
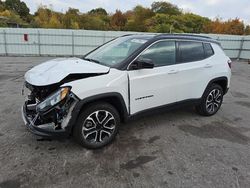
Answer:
[{"left": 83, "top": 58, "right": 101, "bottom": 64}]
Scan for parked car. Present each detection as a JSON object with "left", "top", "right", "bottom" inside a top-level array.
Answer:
[{"left": 22, "top": 34, "right": 231, "bottom": 149}]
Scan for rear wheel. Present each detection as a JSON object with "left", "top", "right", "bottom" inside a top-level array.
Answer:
[
  {"left": 196, "top": 84, "right": 224, "bottom": 116},
  {"left": 73, "top": 102, "right": 120, "bottom": 149}
]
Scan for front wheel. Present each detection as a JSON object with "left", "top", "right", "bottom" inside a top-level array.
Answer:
[
  {"left": 73, "top": 102, "right": 120, "bottom": 149},
  {"left": 196, "top": 84, "right": 224, "bottom": 116}
]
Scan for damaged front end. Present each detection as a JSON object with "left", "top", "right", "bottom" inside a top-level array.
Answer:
[{"left": 22, "top": 82, "right": 79, "bottom": 138}]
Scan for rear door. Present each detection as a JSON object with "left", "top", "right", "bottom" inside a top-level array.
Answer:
[
  {"left": 128, "top": 40, "right": 178, "bottom": 114},
  {"left": 174, "top": 41, "right": 214, "bottom": 101}
]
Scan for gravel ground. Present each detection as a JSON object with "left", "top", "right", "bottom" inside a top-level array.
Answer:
[{"left": 0, "top": 57, "right": 250, "bottom": 188}]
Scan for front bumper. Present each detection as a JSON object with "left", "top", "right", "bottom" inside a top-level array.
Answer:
[{"left": 21, "top": 104, "right": 70, "bottom": 138}]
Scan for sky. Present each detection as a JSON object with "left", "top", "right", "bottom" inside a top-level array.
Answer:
[{"left": 22, "top": 0, "right": 250, "bottom": 24}]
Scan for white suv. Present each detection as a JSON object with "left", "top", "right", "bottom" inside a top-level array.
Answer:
[{"left": 22, "top": 34, "right": 231, "bottom": 148}]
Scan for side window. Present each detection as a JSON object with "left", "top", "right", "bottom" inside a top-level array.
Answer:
[
  {"left": 203, "top": 43, "right": 214, "bottom": 58},
  {"left": 177, "top": 41, "right": 205, "bottom": 63},
  {"left": 139, "top": 41, "right": 176, "bottom": 67}
]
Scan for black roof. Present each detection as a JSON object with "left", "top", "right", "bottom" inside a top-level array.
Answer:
[
  {"left": 122, "top": 33, "right": 220, "bottom": 45},
  {"left": 153, "top": 34, "right": 219, "bottom": 44}
]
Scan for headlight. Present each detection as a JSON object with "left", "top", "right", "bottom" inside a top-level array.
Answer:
[{"left": 36, "top": 87, "right": 70, "bottom": 112}]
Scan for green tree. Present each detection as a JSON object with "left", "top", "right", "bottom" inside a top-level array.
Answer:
[
  {"left": 79, "top": 14, "right": 108, "bottom": 30},
  {"left": 180, "top": 13, "right": 210, "bottom": 33},
  {"left": 146, "top": 13, "right": 171, "bottom": 32},
  {"left": 34, "top": 6, "right": 63, "bottom": 28},
  {"left": 88, "top": 8, "right": 107, "bottom": 16},
  {"left": 0, "top": 9, "right": 26, "bottom": 26},
  {"left": 0, "top": 0, "right": 248, "bottom": 35},
  {"left": 0, "top": 1, "right": 5, "bottom": 12},
  {"left": 63, "top": 8, "right": 80, "bottom": 29},
  {"left": 151, "top": 1, "right": 181, "bottom": 15},
  {"left": 124, "top": 5, "right": 154, "bottom": 31},
  {"left": 110, "top": 10, "right": 127, "bottom": 30},
  {"left": 4, "top": 0, "right": 30, "bottom": 20},
  {"left": 34, "top": 6, "right": 51, "bottom": 27},
  {"left": 245, "top": 25, "right": 250, "bottom": 35},
  {"left": 49, "top": 13, "right": 63, "bottom": 28}
]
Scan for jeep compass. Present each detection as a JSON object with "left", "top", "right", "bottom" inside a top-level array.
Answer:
[{"left": 22, "top": 34, "right": 231, "bottom": 148}]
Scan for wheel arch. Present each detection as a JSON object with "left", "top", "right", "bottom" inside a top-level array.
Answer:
[
  {"left": 66, "top": 92, "right": 129, "bottom": 134},
  {"left": 204, "top": 77, "right": 228, "bottom": 96}
]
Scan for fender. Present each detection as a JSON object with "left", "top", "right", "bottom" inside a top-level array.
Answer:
[
  {"left": 66, "top": 92, "right": 129, "bottom": 134},
  {"left": 203, "top": 76, "right": 228, "bottom": 96}
]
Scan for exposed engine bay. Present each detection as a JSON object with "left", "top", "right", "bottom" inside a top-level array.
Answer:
[
  {"left": 21, "top": 57, "right": 110, "bottom": 137},
  {"left": 25, "top": 81, "right": 60, "bottom": 101},
  {"left": 23, "top": 82, "right": 79, "bottom": 132}
]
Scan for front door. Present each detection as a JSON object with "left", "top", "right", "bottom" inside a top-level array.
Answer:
[{"left": 128, "top": 40, "right": 178, "bottom": 114}]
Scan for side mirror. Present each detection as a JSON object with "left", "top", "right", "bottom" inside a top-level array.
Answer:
[{"left": 130, "top": 58, "right": 154, "bottom": 70}]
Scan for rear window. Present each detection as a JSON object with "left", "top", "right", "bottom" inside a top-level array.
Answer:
[
  {"left": 203, "top": 43, "right": 214, "bottom": 58},
  {"left": 177, "top": 41, "right": 205, "bottom": 63}
]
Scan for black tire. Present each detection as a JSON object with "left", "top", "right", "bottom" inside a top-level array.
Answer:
[
  {"left": 196, "top": 83, "right": 224, "bottom": 116},
  {"left": 73, "top": 102, "right": 120, "bottom": 149}
]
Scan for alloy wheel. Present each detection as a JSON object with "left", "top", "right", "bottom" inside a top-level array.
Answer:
[
  {"left": 82, "top": 110, "right": 116, "bottom": 144},
  {"left": 205, "top": 89, "right": 222, "bottom": 114}
]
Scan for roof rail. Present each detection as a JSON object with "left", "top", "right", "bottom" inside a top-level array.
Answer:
[{"left": 156, "top": 33, "right": 212, "bottom": 39}]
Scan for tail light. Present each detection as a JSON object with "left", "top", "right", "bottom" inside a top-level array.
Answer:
[{"left": 227, "top": 60, "right": 232, "bottom": 69}]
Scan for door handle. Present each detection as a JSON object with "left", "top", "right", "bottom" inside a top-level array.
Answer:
[
  {"left": 168, "top": 69, "right": 179, "bottom": 74},
  {"left": 204, "top": 64, "right": 212, "bottom": 68}
]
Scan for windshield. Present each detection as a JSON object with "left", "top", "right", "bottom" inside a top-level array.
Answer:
[{"left": 84, "top": 36, "right": 152, "bottom": 67}]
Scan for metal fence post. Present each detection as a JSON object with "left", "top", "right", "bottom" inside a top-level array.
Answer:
[
  {"left": 237, "top": 37, "right": 244, "bottom": 60},
  {"left": 103, "top": 32, "right": 106, "bottom": 44},
  {"left": 72, "top": 31, "right": 74, "bottom": 56},
  {"left": 38, "top": 30, "right": 41, "bottom": 56},
  {"left": 3, "top": 30, "right": 7, "bottom": 56}
]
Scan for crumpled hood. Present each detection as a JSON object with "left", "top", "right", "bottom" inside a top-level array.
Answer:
[{"left": 25, "top": 57, "right": 110, "bottom": 86}]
